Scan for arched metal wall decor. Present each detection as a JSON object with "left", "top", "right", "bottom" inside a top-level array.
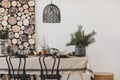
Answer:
[{"left": 43, "top": 1, "right": 61, "bottom": 23}]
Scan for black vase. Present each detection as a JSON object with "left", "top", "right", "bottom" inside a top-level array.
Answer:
[{"left": 75, "top": 47, "right": 86, "bottom": 56}]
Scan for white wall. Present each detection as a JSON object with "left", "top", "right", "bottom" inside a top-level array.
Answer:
[{"left": 36, "top": 0, "right": 120, "bottom": 80}]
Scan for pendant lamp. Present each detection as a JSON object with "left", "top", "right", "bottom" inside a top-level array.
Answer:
[{"left": 43, "top": 0, "right": 61, "bottom": 23}]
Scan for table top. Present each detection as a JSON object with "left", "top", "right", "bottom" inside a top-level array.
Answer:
[{"left": 93, "top": 72, "right": 114, "bottom": 75}]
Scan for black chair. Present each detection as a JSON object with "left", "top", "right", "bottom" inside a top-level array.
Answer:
[
  {"left": 39, "top": 54, "right": 62, "bottom": 80},
  {"left": 6, "top": 54, "right": 31, "bottom": 80}
]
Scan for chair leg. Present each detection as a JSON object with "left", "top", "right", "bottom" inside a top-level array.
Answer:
[
  {"left": 58, "top": 78, "right": 61, "bottom": 80},
  {"left": 33, "top": 75, "right": 36, "bottom": 80},
  {"left": 80, "top": 73, "right": 83, "bottom": 80},
  {"left": 41, "top": 78, "right": 44, "bottom": 80},
  {"left": 67, "top": 73, "right": 71, "bottom": 80},
  {"left": 0, "top": 74, "right": 4, "bottom": 78}
]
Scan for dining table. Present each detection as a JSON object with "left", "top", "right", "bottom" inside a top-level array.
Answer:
[{"left": 0, "top": 55, "right": 94, "bottom": 80}]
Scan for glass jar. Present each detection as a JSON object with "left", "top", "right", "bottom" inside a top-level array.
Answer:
[{"left": 0, "top": 39, "right": 9, "bottom": 56}]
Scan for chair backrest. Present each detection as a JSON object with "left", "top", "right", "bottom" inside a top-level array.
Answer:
[
  {"left": 39, "top": 54, "right": 60, "bottom": 75},
  {"left": 6, "top": 54, "right": 28, "bottom": 80}
]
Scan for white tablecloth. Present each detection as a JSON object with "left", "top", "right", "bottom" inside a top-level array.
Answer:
[{"left": 0, "top": 56, "right": 93, "bottom": 79}]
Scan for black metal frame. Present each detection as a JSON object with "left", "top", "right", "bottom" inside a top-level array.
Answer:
[{"left": 39, "top": 54, "right": 61, "bottom": 80}]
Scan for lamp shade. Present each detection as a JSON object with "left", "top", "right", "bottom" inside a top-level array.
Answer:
[{"left": 43, "top": 3, "right": 61, "bottom": 23}]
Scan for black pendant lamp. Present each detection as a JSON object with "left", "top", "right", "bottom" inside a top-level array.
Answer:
[{"left": 43, "top": 0, "right": 61, "bottom": 23}]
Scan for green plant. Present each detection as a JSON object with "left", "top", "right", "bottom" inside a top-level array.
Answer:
[
  {"left": 66, "top": 25, "right": 96, "bottom": 47},
  {"left": 0, "top": 28, "right": 9, "bottom": 39}
]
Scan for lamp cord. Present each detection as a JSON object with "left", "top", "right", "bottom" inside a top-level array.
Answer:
[{"left": 51, "top": 0, "right": 53, "bottom": 4}]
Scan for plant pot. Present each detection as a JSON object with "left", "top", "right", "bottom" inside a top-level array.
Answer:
[
  {"left": 75, "top": 47, "right": 86, "bottom": 56},
  {"left": 41, "top": 49, "right": 47, "bottom": 55}
]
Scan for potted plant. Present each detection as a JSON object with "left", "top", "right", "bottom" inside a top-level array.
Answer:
[
  {"left": 0, "top": 28, "right": 9, "bottom": 39},
  {"left": 66, "top": 25, "right": 96, "bottom": 56}
]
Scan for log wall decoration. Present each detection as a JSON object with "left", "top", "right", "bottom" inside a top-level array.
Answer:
[{"left": 0, "top": 0, "right": 35, "bottom": 53}]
